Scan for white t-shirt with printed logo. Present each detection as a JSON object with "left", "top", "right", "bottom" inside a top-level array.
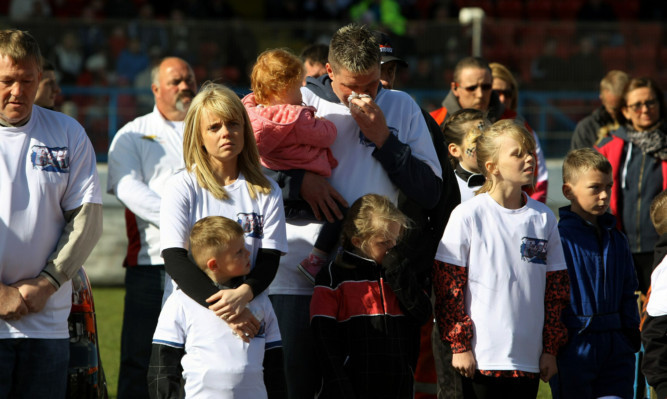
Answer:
[
  {"left": 160, "top": 170, "right": 288, "bottom": 300},
  {"left": 153, "top": 289, "right": 281, "bottom": 399},
  {"left": 435, "top": 192, "right": 567, "bottom": 373},
  {"left": 0, "top": 106, "right": 102, "bottom": 339}
]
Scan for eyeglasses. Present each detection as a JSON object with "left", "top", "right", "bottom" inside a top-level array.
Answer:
[
  {"left": 456, "top": 82, "right": 492, "bottom": 92},
  {"left": 626, "top": 99, "right": 658, "bottom": 113},
  {"left": 493, "top": 89, "right": 513, "bottom": 98}
]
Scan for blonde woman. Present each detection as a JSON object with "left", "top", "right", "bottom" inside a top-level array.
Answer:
[{"left": 160, "top": 83, "right": 287, "bottom": 341}]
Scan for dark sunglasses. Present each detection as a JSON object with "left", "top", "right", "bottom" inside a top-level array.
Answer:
[
  {"left": 456, "top": 82, "right": 492, "bottom": 92},
  {"left": 626, "top": 99, "right": 658, "bottom": 113}
]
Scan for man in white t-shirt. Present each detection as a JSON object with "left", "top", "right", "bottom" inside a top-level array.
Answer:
[
  {"left": 265, "top": 24, "right": 443, "bottom": 398},
  {"left": 0, "top": 29, "right": 103, "bottom": 398},
  {"left": 107, "top": 56, "right": 196, "bottom": 399}
]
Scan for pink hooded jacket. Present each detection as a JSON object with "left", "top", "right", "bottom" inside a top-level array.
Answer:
[{"left": 242, "top": 93, "right": 338, "bottom": 177}]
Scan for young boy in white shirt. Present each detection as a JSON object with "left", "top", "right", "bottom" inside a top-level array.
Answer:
[{"left": 148, "top": 216, "right": 286, "bottom": 399}]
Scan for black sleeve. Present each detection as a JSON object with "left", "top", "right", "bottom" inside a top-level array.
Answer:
[
  {"left": 571, "top": 117, "right": 596, "bottom": 150},
  {"left": 262, "top": 167, "right": 305, "bottom": 202},
  {"left": 147, "top": 343, "right": 184, "bottom": 399},
  {"left": 642, "top": 314, "right": 667, "bottom": 396},
  {"left": 382, "top": 249, "right": 433, "bottom": 325},
  {"left": 163, "top": 247, "right": 217, "bottom": 307},
  {"left": 372, "top": 133, "right": 443, "bottom": 210},
  {"left": 243, "top": 248, "right": 281, "bottom": 297},
  {"left": 163, "top": 247, "right": 281, "bottom": 308},
  {"left": 263, "top": 347, "right": 287, "bottom": 399}
]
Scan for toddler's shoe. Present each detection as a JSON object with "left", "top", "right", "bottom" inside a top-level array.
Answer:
[{"left": 297, "top": 254, "right": 327, "bottom": 284}]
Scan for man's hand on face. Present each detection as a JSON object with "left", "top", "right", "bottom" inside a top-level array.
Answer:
[{"left": 349, "top": 96, "right": 390, "bottom": 148}]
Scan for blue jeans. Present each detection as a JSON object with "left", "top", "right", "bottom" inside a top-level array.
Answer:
[
  {"left": 270, "top": 294, "right": 321, "bottom": 399},
  {"left": 0, "top": 338, "right": 69, "bottom": 398},
  {"left": 118, "top": 266, "right": 164, "bottom": 399}
]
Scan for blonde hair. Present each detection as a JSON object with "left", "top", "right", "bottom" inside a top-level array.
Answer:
[
  {"left": 475, "top": 119, "right": 536, "bottom": 195},
  {"left": 183, "top": 82, "right": 272, "bottom": 200},
  {"left": 562, "top": 148, "right": 612, "bottom": 185},
  {"left": 251, "top": 48, "right": 304, "bottom": 105},
  {"left": 600, "top": 70, "right": 629, "bottom": 96},
  {"left": 341, "top": 194, "right": 410, "bottom": 254},
  {"left": 189, "top": 216, "right": 245, "bottom": 271},
  {"left": 0, "top": 29, "right": 42, "bottom": 71},
  {"left": 650, "top": 189, "right": 667, "bottom": 236},
  {"left": 489, "top": 62, "right": 518, "bottom": 111},
  {"left": 442, "top": 108, "right": 488, "bottom": 168}
]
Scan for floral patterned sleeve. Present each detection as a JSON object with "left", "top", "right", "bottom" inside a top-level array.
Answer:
[
  {"left": 543, "top": 269, "right": 570, "bottom": 355},
  {"left": 433, "top": 260, "right": 473, "bottom": 353}
]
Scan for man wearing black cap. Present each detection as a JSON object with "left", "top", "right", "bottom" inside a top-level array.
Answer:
[{"left": 373, "top": 29, "right": 461, "bottom": 399}]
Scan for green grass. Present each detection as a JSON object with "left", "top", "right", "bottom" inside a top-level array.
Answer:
[
  {"left": 90, "top": 286, "right": 553, "bottom": 399},
  {"left": 93, "top": 286, "right": 124, "bottom": 399}
]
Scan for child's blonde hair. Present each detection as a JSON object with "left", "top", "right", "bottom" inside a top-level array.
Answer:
[
  {"left": 251, "top": 48, "right": 304, "bottom": 105},
  {"left": 650, "top": 190, "right": 667, "bottom": 236},
  {"left": 183, "top": 82, "right": 272, "bottom": 200},
  {"left": 341, "top": 194, "right": 410, "bottom": 254},
  {"left": 562, "top": 148, "right": 612, "bottom": 185},
  {"left": 442, "top": 108, "right": 488, "bottom": 168},
  {"left": 475, "top": 119, "right": 536, "bottom": 195},
  {"left": 189, "top": 216, "right": 245, "bottom": 271}
]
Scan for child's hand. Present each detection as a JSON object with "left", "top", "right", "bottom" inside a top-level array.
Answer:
[
  {"left": 539, "top": 353, "right": 558, "bottom": 382},
  {"left": 207, "top": 284, "right": 253, "bottom": 321},
  {"left": 227, "top": 307, "right": 260, "bottom": 343},
  {"left": 452, "top": 350, "right": 476, "bottom": 379}
]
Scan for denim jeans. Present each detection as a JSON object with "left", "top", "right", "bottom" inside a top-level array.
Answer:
[
  {"left": 118, "top": 266, "right": 165, "bottom": 399},
  {"left": 269, "top": 294, "right": 321, "bottom": 399},
  {"left": 0, "top": 338, "right": 69, "bottom": 398}
]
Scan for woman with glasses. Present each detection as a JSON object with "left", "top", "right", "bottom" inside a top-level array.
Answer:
[{"left": 597, "top": 77, "right": 667, "bottom": 295}]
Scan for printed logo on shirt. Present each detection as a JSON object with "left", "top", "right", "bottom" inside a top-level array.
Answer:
[
  {"left": 520, "top": 237, "right": 547, "bottom": 265},
  {"left": 358, "top": 126, "right": 399, "bottom": 147},
  {"left": 237, "top": 212, "right": 264, "bottom": 239},
  {"left": 30, "top": 145, "right": 69, "bottom": 173},
  {"left": 255, "top": 321, "right": 266, "bottom": 338}
]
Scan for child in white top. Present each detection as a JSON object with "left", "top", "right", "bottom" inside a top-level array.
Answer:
[
  {"left": 433, "top": 119, "right": 570, "bottom": 398},
  {"left": 442, "top": 109, "right": 488, "bottom": 202},
  {"left": 241, "top": 48, "right": 342, "bottom": 284},
  {"left": 149, "top": 216, "right": 286, "bottom": 399}
]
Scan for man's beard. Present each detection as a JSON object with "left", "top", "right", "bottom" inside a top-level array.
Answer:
[{"left": 175, "top": 90, "right": 194, "bottom": 112}]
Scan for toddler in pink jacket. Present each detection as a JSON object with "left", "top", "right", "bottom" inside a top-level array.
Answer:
[{"left": 243, "top": 48, "right": 340, "bottom": 283}]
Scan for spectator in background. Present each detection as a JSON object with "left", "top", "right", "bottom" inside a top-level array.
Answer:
[
  {"left": 572, "top": 70, "right": 629, "bottom": 149},
  {"left": 128, "top": 3, "right": 169, "bottom": 53},
  {"left": 107, "top": 57, "right": 197, "bottom": 399},
  {"left": 53, "top": 31, "right": 83, "bottom": 85},
  {"left": 34, "top": 58, "right": 61, "bottom": 110},
  {"left": 596, "top": 77, "right": 667, "bottom": 296},
  {"left": 300, "top": 43, "right": 329, "bottom": 84},
  {"left": 568, "top": 37, "right": 604, "bottom": 90},
  {"left": 116, "top": 38, "right": 150, "bottom": 85},
  {"left": 531, "top": 38, "right": 565, "bottom": 90},
  {"left": 350, "top": 0, "right": 407, "bottom": 36},
  {"left": 9, "top": 0, "right": 51, "bottom": 21}
]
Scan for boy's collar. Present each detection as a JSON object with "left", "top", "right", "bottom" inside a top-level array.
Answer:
[{"left": 214, "top": 276, "right": 244, "bottom": 290}]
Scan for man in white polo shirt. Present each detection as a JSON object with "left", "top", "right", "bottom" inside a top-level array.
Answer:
[{"left": 0, "top": 29, "right": 103, "bottom": 398}]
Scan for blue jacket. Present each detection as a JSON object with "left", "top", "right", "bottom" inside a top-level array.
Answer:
[{"left": 558, "top": 207, "right": 639, "bottom": 338}]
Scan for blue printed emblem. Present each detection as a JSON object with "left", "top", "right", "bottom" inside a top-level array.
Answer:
[
  {"left": 237, "top": 212, "right": 264, "bottom": 239},
  {"left": 520, "top": 237, "right": 547, "bottom": 265},
  {"left": 359, "top": 126, "right": 399, "bottom": 147},
  {"left": 31, "top": 145, "right": 69, "bottom": 173}
]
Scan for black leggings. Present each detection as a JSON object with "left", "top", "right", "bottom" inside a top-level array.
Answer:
[{"left": 462, "top": 373, "right": 539, "bottom": 399}]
